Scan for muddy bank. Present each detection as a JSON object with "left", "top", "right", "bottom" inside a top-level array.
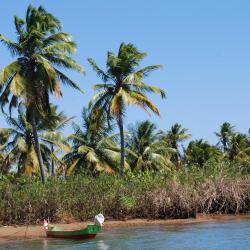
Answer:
[{"left": 1, "top": 214, "right": 250, "bottom": 239}]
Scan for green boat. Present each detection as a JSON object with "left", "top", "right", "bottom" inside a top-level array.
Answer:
[
  {"left": 44, "top": 213, "right": 104, "bottom": 240},
  {"left": 46, "top": 224, "right": 102, "bottom": 240}
]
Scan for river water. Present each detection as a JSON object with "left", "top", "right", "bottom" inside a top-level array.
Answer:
[{"left": 1, "top": 219, "right": 250, "bottom": 249}]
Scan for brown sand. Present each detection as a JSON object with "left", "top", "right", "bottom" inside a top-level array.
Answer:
[{"left": 0, "top": 214, "right": 250, "bottom": 240}]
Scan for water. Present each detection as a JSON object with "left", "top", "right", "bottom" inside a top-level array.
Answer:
[{"left": 1, "top": 219, "right": 250, "bottom": 250}]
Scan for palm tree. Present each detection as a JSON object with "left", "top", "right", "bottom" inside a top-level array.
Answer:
[
  {"left": 227, "top": 133, "right": 250, "bottom": 162},
  {"left": 164, "top": 123, "right": 191, "bottom": 169},
  {"left": 0, "top": 105, "right": 68, "bottom": 176},
  {"left": 0, "top": 111, "right": 36, "bottom": 175},
  {"left": 88, "top": 43, "right": 166, "bottom": 176},
  {"left": 38, "top": 105, "right": 72, "bottom": 176},
  {"left": 0, "top": 153, "right": 13, "bottom": 175},
  {"left": 126, "top": 120, "right": 174, "bottom": 171},
  {"left": 0, "top": 5, "right": 84, "bottom": 183},
  {"left": 63, "top": 108, "right": 121, "bottom": 175},
  {"left": 0, "top": 128, "right": 9, "bottom": 145},
  {"left": 0, "top": 130, "right": 13, "bottom": 174},
  {"left": 215, "top": 122, "right": 235, "bottom": 153},
  {"left": 184, "top": 139, "right": 222, "bottom": 168}
]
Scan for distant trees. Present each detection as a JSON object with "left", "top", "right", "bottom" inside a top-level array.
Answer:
[
  {"left": 215, "top": 122, "right": 250, "bottom": 165},
  {"left": 227, "top": 133, "right": 250, "bottom": 163},
  {"left": 2, "top": 108, "right": 250, "bottom": 177},
  {"left": 184, "top": 139, "right": 221, "bottom": 168},
  {"left": 182, "top": 123, "right": 250, "bottom": 169},
  {"left": 215, "top": 122, "right": 235, "bottom": 153},
  {"left": 126, "top": 120, "right": 174, "bottom": 172},
  {"left": 163, "top": 123, "right": 191, "bottom": 169}
]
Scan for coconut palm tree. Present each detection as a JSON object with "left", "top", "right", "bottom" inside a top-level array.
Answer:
[
  {"left": 184, "top": 139, "right": 222, "bottom": 168},
  {"left": 227, "top": 133, "right": 250, "bottom": 162},
  {"left": 0, "top": 153, "right": 13, "bottom": 175},
  {"left": 126, "top": 120, "right": 174, "bottom": 172},
  {"left": 63, "top": 108, "right": 121, "bottom": 175},
  {"left": 0, "top": 105, "right": 69, "bottom": 176},
  {"left": 0, "top": 130, "right": 13, "bottom": 174},
  {"left": 0, "top": 128, "right": 9, "bottom": 145},
  {"left": 0, "top": 110, "right": 44, "bottom": 175},
  {"left": 88, "top": 43, "right": 166, "bottom": 176},
  {"left": 38, "top": 105, "right": 72, "bottom": 176},
  {"left": 0, "top": 111, "right": 36, "bottom": 175},
  {"left": 164, "top": 123, "right": 191, "bottom": 169},
  {"left": 0, "top": 5, "right": 84, "bottom": 183},
  {"left": 215, "top": 122, "right": 235, "bottom": 153}
]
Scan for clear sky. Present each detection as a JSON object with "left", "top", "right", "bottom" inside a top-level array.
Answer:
[{"left": 0, "top": 0, "right": 249, "bottom": 144}]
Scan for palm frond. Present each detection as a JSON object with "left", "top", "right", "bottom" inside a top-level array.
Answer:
[
  {"left": 43, "top": 32, "right": 72, "bottom": 46},
  {"left": 0, "top": 61, "right": 20, "bottom": 85},
  {"left": 129, "top": 82, "right": 166, "bottom": 98},
  {"left": 43, "top": 41, "right": 77, "bottom": 54},
  {"left": 126, "top": 90, "right": 160, "bottom": 115},
  {"left": 88, "top": 58, "right": 111, "bottom": 82},
  {"left": 55, "top": 69, "right": 83, "bottom": 93},
  {"left": 0, "top": 35, "right": 21, "bottom": 56},
  {"left": 135, "top": 65, "right": 163, "bottom": 77}
]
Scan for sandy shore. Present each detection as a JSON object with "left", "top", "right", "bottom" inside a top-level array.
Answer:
[{"left": 0, "top": 214, "right": 250, "bottom": 239}]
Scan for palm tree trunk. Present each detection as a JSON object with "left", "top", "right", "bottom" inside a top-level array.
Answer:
[
  {"left": 51, "top": 144, "right": 55, "bottom": 176},
  {"left": 30, "top": 107, "right": 46, "bottom": 183},
  {"left": 175, "top": 153, "right": 179, "bottom": 170},
  {"left": 171, "top": 153, "right": 179, "bottom": 170},
  {"left": 170, "top": 143, "right": 179, "bottom": 170},
  {"left": 118, "top": 115, "right": 125, "bottom": 177},
  {"left": 17, "top": 164, "right": 21, "bottom": 175}
]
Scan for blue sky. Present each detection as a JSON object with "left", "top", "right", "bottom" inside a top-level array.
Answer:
[{"left": 0, "top": 0, "right": 249, "bottom": 144}]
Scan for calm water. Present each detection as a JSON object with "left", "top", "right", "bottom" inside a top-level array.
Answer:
[{"left": 1, "top": 219, "right": 250, "bottom": 250}]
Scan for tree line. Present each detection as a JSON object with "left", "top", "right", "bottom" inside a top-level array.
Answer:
[{"left": 0, "top": 5, "right": 249, "bottom": 183}]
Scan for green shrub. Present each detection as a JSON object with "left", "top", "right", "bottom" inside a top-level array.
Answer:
[{"left": 0, "top": 162, "right": 250, "bottom": 225}]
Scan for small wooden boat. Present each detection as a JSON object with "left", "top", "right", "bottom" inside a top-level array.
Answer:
[
  {"left": 45, "top": 224, "right": 102, "bottom": 240},
  {"left": 44, "top": 213, "right": 104, "bottom": 240}
]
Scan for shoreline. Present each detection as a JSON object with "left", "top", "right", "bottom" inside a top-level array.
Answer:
[{"left": 0, "top": 214, "right": 250, "bottom": 240}]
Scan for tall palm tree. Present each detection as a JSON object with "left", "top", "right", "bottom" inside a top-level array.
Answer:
[
  {"left": 164, "top": 123, "right": 191, "bottom": 169},
  {"left": 215, "top": 122, "right": 235, "bottom": 153},
  {"left": 88, "top": 43, "right": 166, "bottom": 176},
  {"left": 63, "top": 108, "right": 121, "bottom": 175},
  {"left": 126, "top": 120, "right": 174, "bottom": 171},
  {"left": 0, "top": 5, "right": 84, "bottom": 183}
]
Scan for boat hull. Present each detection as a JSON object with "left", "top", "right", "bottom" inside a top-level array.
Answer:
[
  {"left": 46, "top": 224, "right": 101, "bottom": 240},
  {"left": 47, "top": 233, "right": 97, "bottom": 240}
]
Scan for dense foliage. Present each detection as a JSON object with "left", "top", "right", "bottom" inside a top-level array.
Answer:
[{"left": 1, "top": 164, "right": 250, "bottom": 225}]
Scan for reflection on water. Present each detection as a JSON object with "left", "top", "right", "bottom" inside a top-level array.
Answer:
[{"left": 1, "top": 219, "right": 250, "bottom": 250}]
